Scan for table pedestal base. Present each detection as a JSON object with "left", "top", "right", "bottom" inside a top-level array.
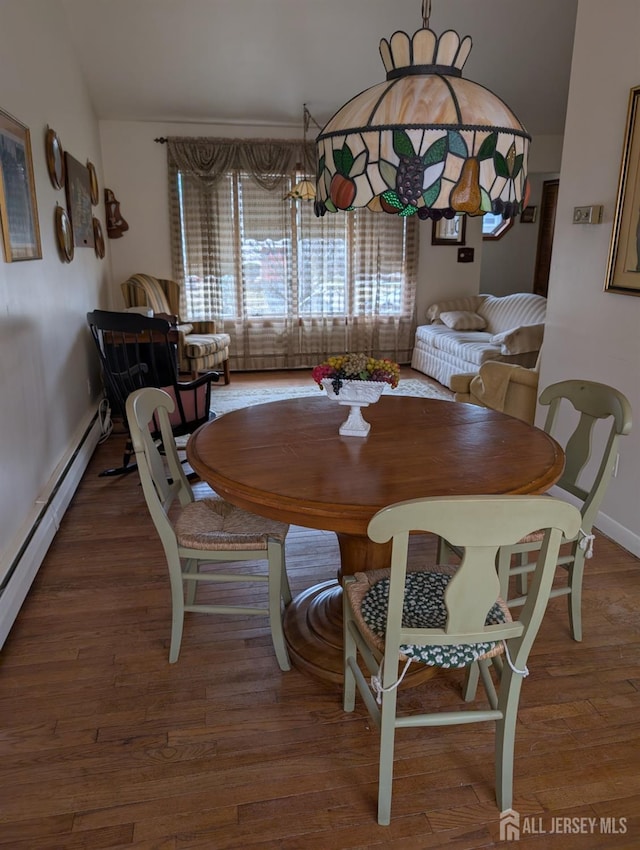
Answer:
[{"left": 283, "top": 579, "right": 438, "bottom": 688}]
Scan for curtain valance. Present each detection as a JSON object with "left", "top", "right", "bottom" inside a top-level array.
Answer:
[{"left": 166, "top": 136, "right": 315, "bottom": 191}]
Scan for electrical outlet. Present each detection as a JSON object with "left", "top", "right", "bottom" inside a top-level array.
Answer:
[{"left": 573, "top": 205, "right": 603, "bottom": 224}]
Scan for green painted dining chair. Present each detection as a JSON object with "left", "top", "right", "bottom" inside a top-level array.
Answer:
[
  {"left": 343, "top": 494, "right": 581, "bottom": 825},
  {"left": 438, "top": 379, "right": 632, "bottom": 641},
  {"left": 125, "top": 386, "right": 292, "bottom": 670},
  {"left": 494, "top": 380, "right": 632, "bottom": 641}
]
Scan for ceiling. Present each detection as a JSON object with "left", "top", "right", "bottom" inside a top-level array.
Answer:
[{"left": 60, "top": 0, "right": 578, "bottom": 136}]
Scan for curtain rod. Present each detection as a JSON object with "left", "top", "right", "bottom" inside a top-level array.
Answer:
[{"left": 155, "top": 137, "right": 167, "bottom": 143}]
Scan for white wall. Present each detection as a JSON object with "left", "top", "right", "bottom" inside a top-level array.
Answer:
[
  {"left": 538, "top": 0, "right": 640, "bottom": 555},
  {"left": 0, "top": 2, "right": 107, "bottom": 590}
]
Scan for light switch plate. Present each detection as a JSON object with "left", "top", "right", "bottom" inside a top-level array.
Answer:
[
  {"left": 573, "top": 205, "right": 603, "bottom": 224},
  {"left": 457, "top": 247, "right": 474, "bottom": 263}
]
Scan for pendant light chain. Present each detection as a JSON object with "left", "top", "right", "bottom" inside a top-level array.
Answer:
[
  {"left": 285, "top": 103, "right": 322, "bottom": 201},
  {"left": 422, "top": 0, "right": 431, "bottom": 29}
]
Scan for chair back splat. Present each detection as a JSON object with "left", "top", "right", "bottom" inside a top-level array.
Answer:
[
  {"left": 343, "top": 494, "right": 581, "bottom": 825},
  {"left": 440, "top": 379, "right": 632, "bottom": 641},
  {"left": 87, "top": 309, "right": 217, "bottom": 476},
  {"left": 496, "top": 379, "right": 632, "bottom": 641},
  {"left": 126, "top": 387, "right": 292, "bottom": 671}
]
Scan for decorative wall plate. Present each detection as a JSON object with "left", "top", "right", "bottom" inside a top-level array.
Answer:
[
  {"left": 93, "top": 217, "right": 105, "bottom": 258},
  {"left": 55, "top": 205, "right": 74, "bottom": 262},
  {"left": 45, "top": 127, "right": 65, "bottom": 190},
  {"left": 87, "top": 160, "right": 99, "bottom": 205}
]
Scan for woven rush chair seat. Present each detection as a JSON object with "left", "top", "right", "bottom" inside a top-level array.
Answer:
[
  {"left": 176, "top": 497, "right": 288, "bottom": 551},
  {"left": 126, "top": 386, "right": 291, "bottom": 671},
  {"left": 347, "top": 565, "right": 510, "bottom": 668}
]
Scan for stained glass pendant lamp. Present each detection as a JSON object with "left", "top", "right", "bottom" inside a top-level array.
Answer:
[
  {"left": 315, "top": 0, "right": 531, "bottom": 221},
  {"left": 285, "top": 104, "right": 322, "bottom": 201}
]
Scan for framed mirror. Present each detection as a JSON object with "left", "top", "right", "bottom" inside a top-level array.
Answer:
[
  {"left": 432, "top": 214, "right": 466, "bottom": 245},
  {"left": 45, "top": 127, "right": 65, "bottom": 191},
  {"left": 87, "top": 160, "right": 99, "bottom": 206},
  {"left": 93, "top": 217, "right": 105, "bottom": 259},
  {"left": 55, "top": 204, "right": 74, "bottom": 262}
]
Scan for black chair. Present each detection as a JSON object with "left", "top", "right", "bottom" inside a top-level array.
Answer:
[{"left": 87, "top": 309, "right": 219, "bottom": 476}]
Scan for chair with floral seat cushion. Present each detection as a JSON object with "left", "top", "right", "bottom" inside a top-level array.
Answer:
[
  {"left": 343, "top": 494, "right": 580, "bottom": 825},
  {"left": 491, "top": 380, "right": 631, "bottom": 641},
  {"left": 121, "top": 273, "right": 231, "bottom": 382},
  {"left": 126, "top": 386, "right": 291, "bottom": 670}
]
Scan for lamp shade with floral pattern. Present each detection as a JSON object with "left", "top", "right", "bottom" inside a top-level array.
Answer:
[{"left": 315, "top": 22, "right": 531, "bottom": 222}]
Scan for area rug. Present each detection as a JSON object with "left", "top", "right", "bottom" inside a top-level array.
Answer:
[{"left": 210, "top": 378, "right": 452, "bottom": 417}]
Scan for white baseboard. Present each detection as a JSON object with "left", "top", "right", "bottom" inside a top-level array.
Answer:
[
  {"left": 594, "top": 512, "right": 640, "bottom": 559},
  {"left": 0, "top": 405, "right": 102, "bottom": 649},
  {"left": 546, "top": 484, "right": 640, "bottom": 558}
]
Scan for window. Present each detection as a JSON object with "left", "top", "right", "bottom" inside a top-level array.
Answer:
[
  {"left": 482, "top": 211, "right": 514, "bottom": 240},
  {"left": 169, "top": 138, "right": 418, "bottom": 370},
  {"left": 177, "top": 170, "right": 415, "bottom": 321}
]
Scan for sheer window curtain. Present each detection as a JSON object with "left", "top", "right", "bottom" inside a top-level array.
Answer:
[{"left": 167, "top": 136, "right": 418, "bottom": 370}]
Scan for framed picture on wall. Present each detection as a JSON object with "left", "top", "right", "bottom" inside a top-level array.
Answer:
[
  {"left": 64, "top": 152, "right": 94, "bottom": 248},
  {"left": 431, "top": 214, "right": 466, "bottom": 245},
  {"left": 605, "top": 84, "right": 640, "bottom": 295},
  {"left": 0, "top": 107, "right": 42, "bottom": 261}
]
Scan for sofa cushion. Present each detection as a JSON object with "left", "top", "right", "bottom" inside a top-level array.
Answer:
[
  {"left": 440, "top": 310, "right": 487, "bottom": 331},
  {"left": 414, "top": 324, "right": 500, "bottom": 366}
]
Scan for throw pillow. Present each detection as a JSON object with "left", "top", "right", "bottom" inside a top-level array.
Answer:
[{"left": 439, "top": 310, "right": 487, "bottom": 331}]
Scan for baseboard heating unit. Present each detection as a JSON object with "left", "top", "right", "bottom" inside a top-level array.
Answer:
[{"left": 0, "top": 404, "right": 102, "bottom": 649}]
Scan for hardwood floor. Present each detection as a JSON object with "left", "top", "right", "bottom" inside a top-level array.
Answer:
[{"left": 1, "top": 370, "right": 639, "bottom": 849}]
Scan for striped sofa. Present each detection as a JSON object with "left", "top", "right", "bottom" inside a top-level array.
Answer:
[
  {"left": 411, "top": 292, "right": 546, "bottom": 389},
  {"left": 121, "top": 274, "right": 231, "bottom": 383}
]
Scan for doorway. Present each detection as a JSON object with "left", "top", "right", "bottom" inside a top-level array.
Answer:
[{"left": 532, "top": 179, "right": 559, "bottom": 297}]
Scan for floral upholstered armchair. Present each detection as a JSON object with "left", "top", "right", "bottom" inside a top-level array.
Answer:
[{"left": 121, "top": 273, "right": 231, "bottom": 383}]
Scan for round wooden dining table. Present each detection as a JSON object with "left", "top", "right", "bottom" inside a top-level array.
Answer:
[{"left": 187, "top": 394, "right": 564, "bottom": 684}]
